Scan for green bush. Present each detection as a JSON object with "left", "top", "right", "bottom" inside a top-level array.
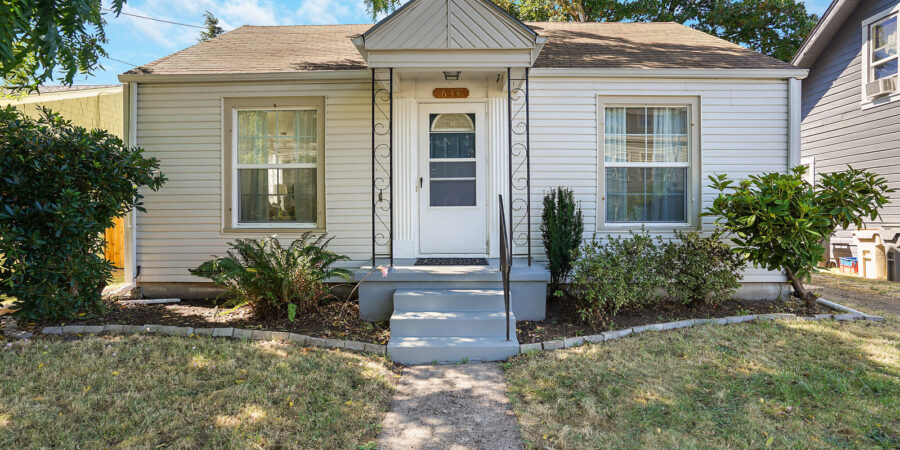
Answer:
[
  {"left": 662, "top": 231, "right": 744, "bottom": 307},
  {"left": 706, "top": 166, "right": 891, "bottom": 306},
  {"left": 0, "top": 106, "right": 165, "bottom": 319},
  {"left": 189, "top": 234, "right": 352, "bottom": 320},
  {"left": 540, "top": 187, "right": 584, "bottom": 291},
  {"left": 570, "top": 230, "right": 666, "bottom": 325}
]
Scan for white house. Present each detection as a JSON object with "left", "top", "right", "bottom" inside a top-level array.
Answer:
[{"left": 118, "top": 0, "right": 807, "bottom": 363}]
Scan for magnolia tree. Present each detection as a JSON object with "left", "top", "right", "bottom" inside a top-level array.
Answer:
[{"left": 705, "top": 166, "right": 892, "bottom": 307}]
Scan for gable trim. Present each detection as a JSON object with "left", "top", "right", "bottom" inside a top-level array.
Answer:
[{"left": 792, "top": 0, "right": 862, "bottom": 68}]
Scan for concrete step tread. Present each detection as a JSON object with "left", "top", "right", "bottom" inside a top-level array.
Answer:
[
  {"left": 388, "top": 336, "right": 519, "bottom": 348},
  {"left": 391, "top": 311, "right": 515, "bottom": 320},
  {"left": 393, "top": 289, "right": 504, "bottom": 297}
]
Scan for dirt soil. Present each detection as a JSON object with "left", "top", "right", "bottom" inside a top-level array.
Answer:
[
  {"left": 25, "top": 299, "right": 391, "bottom": 344},
  {"left": 809, "top": 270, "right": 900, "bottom": 317},
  {"left": 378, "top": 363, "right": 522, "bottom": 449},
  {"left": 517, "top": 296, "right": 831, "bottom": 344}
]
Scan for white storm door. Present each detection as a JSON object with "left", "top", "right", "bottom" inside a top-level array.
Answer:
[{"left": 418, "top": 104, "right": 487, "bottom": 255}]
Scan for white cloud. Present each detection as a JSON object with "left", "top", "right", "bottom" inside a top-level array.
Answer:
[
  {"left": 297, "top": 0, "right": 352, "bottom": 25},
  {"left": 220, "top": 0, "right": 283, "bottom": 26}
]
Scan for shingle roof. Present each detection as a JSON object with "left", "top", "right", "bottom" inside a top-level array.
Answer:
[
  {"left": 35, "top": 85, "right": 119, "bottom": 93},
  {"left": 125, "top": 22, "right": 794, "bottom": 76}
]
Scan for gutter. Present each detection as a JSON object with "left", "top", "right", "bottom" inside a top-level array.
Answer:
[
  {"left": 529, "top": 68, "right": 809, "bottom": 80},
  {"left": 117, "top": 70, "right": 370, "bottom": 84}
]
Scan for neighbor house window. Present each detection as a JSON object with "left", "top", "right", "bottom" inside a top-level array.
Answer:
[
  {"left": 862, "top": 7, "right": 899, "bottom": 106},
  {"left": 225, "top": 97, "right": 325, "bottom": 231},
  {"left": 869, "top": 13, "right": 897, "bottom": 82},
  {"left": 601, "top": 100, "right": 697, "bottom": 226}
]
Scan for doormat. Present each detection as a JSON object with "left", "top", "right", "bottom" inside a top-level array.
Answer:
[{"left": 414, "top": 258, "right": 489, "bottom": 266}]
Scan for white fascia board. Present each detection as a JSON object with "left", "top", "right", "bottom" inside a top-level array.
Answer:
[
  {"left": 529, "top": 67, "right": 809, "bottom": 80},
  {"left": 792, "top": 0, "right": 859, "bottom": 67},
  {"left": 117, "top": 70, "right": 370, "bottom": 84}
]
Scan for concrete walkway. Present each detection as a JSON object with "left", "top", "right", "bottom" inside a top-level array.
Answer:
[{"left": 378, "top": 363, "right": 523, "bottom": 449}]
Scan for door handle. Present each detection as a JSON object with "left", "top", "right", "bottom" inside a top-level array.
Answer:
[{"left": 419, "top": 177, "right": 423, "bottom": 189}]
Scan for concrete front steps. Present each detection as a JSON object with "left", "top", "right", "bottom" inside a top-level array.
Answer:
[{"left": 388, "top": 289, "right": 519, "bottom": 365}]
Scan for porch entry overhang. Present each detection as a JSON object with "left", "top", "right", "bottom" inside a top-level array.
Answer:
[{"left": 364, "top": 0, "right": 542, "bottom": 267}]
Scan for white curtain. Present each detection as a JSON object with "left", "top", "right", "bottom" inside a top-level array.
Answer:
[
  {"left": 652, "top": 107, "right": 674, "bottom": 162},
  {"left": 604, "top": 107, "right": 626, "bottom": 162}
]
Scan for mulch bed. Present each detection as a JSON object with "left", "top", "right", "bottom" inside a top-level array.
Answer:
[
  {"left": 24, "top": 299, "right": 391, "bottom": 344},
  {"left": 516, "top": 297, "right": 832, "bottom": 344}
]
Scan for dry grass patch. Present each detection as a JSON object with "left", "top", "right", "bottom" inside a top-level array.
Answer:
[
  {"left": 506, "top": 319, "right": 900, "bottom": 448},
  {"left": 0, "top": 334, "right": 396, "bottom": 448},
  {"left": 811, "top": 269, "right": 900, "bottom": 299}
]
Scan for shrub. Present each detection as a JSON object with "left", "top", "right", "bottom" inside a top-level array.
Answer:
[
  {"left": 570, "top": 230, "right": 666, "bottom": 325},
  {"left": 189, "top": 234, "right": 352, "bottom": 320},
  {"left": 706, "top": 166, "right": 891, "bottom": 307},
  {"left": 0, "top": 106, "right": 165, "bottom": 319},
  {"left": 540, "top": 187, "right": 584, "bottom": 291},
  {"left": 662, "top": 231, "right": 744, "bottom": 307}
]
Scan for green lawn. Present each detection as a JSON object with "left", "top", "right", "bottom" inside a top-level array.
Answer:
[
  {"left": 0, "top": 335, "right": 396, "bottom": 448},
  {"left": 506, "top": 318, "right": 900, "bottom": 448}
]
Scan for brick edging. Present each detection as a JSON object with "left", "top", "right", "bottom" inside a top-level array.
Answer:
[
  {"left": 39, "top": 324, "right": 387, "bottom": 356},
  {"left": 518, "top": 297, "right": 886, "bottom": 354}
]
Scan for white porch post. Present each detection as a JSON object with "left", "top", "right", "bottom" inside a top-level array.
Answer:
[{"left": 393, "top": 97, "right": 417, "bottom": 258}]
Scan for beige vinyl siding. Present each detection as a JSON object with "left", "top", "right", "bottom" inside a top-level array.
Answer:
[
  {"left": 526, "top": 76, "right": 790, "bottom": 283},
  {"left": 135, "top": 75, "right": 789, "bottom": 284},
  {"left": 135, "top": 80, "right": 371, "bottom": 282}
]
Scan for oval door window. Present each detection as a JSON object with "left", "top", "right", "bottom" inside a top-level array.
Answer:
[{"left": 429, "top": 113, "right": 476, "bottom": 207}]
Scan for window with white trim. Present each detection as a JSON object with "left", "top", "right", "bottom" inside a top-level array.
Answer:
[
  {"left": 233, "top": 108, "right": 319, "bottom": 226},
  {"left": 602, "top": 104, "right": 693, "bottom": 224},
  {"left": 869, "top": 13, "right": 898, "bottom": 82},
  {"left": 862, "top": 7, "right": 899, "bottom": 106}
]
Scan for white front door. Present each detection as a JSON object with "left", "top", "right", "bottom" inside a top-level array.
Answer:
[{"left": 418, "top": 103, "right": 487, "bottom": 255}]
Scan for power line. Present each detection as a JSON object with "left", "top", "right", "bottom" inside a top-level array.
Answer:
[
  {"left": 107, "top": 56, "right": 138, "bottom": 67},
  {"left": 102, "top": 7, "right": 206, "bottom": 29}
]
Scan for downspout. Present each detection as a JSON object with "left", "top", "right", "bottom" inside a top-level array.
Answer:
[
  {"left": 124, "top": 82, "right": 138, "bottom": 284},
  {"left": 787, "top": 77, "right": 802, "bottom": 171}
]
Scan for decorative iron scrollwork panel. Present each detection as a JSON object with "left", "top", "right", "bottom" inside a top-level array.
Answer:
[
  {"left": 507, "top": 67, "right": 531, "bottom": 264},
  {"left": 372, "top": 68, "right": 393, "bottom": 266}
]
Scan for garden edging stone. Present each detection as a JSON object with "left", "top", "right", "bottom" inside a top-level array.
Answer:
[{"left": 38, "top": 324, "right": 387, "bottom": 356}]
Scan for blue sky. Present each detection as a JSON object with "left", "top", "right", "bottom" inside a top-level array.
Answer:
[{"left": 80, "top": 0, "right": 833, "bottom": 85}]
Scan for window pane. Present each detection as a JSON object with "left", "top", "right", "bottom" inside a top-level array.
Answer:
[
  {"left": 430, "top": 113, "right": 475, "bottom": 132},
  {"left": 874, "top": 58, "right": 898, "bottom": 80},
  {"left": 430, "top": 133, "right": 475, "bottom": 158},
  {"left": 625, "top": 107, "right": 646, "bottom": 134},
  {"left": 430, "top": 180, "right": 476, "bottom": 206},
  {"left": 239, "top": 168, "right": 316, "bottom": 223},
  {"left": 606, "top": 167, "right": 686, "bottom": 223},
  {"left": 873, "top": 16, "right": 898, "bottom": 60},
  {"left": 237, "top": 110, "right": 317, "bottom": 164},
  {"left": 430, "top": 162, "right": 476, "bottom": 178}
]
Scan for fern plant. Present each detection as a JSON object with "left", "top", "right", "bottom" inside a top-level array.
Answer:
[
  {"left": 540, "top": 187, "right": 584, "bottom": 292},
  {"left": 190, "top": 234, "right": 352, "bottom": 320}
]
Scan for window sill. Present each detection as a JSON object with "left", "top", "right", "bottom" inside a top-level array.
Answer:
[
  {"left": 861, "top": 91, "right": 900, "bottom": 110},
  {"left": 222, "top": 227, "right": 326, "bottom": 234},
  {"left": 595, "top": 223, "right": 699, "bottom": 233}
]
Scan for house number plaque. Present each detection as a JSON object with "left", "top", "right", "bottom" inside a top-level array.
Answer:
[{"left": 433, "top": 88, "right": 469, "bottom": 99}]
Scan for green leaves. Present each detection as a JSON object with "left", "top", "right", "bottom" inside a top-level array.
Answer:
[
  {"left": 2, "top": 1, "right": 126, "bottom": 93},
  {"left": 0, "top": 105, "right": 165, "bottom": 319},
  {"left": 704, "top": 166, "right": 892, "bottom": 304},
  {"left": 189, "top": 234, "right": 351, "bottom": 320},
  {"left": 540, "top": 187, "right": 584, "bottom": 290}
]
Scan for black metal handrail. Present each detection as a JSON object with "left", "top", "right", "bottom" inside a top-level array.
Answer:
[{"left": 498, "top": 194, "right": 511, "bottom": 341}]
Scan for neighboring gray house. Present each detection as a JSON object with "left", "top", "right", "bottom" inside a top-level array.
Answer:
[{"left": 793, "top": 0, "right": 899, "bottom": 280}]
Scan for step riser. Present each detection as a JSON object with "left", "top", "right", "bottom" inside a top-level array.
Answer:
[
  {"left": 388, "top": 344, "right": 519, "bottom": 365},
  {"left": 391, "top": 317, "right": 515, "bottom": 338},
  {"left": 393, "top": 294, "right": 505, "bottom": 312}
]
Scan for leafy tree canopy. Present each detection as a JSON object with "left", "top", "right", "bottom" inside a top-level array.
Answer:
[
  {"left": 364, "top": 0, "right": 817, "bottom": 62},
  {"left": 1, "top": 0, "right": 125, "bottom": 94},
  {"left": 198, "top": 10, "right": 224, "bottom": 42}
]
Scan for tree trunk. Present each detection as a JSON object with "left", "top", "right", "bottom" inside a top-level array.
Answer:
[{"left": 784, "top": 267, "right": 817, "bottom": 308}]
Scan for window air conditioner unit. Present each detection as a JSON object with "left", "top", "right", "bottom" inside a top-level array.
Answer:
[{"left": 866, "top": 75, "right": 898, "bottom": 98}]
